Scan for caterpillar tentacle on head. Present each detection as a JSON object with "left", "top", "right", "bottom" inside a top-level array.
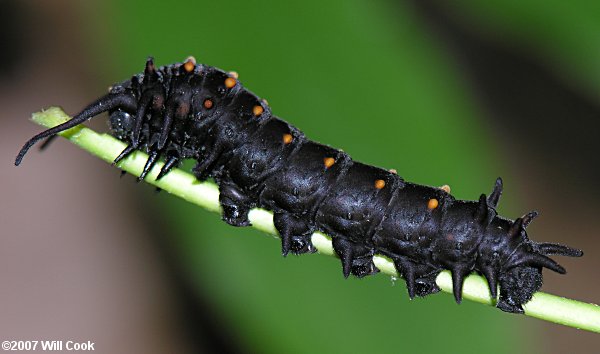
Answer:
[{"left": 15, "top": 57, "right": 583, "bottom": 314}]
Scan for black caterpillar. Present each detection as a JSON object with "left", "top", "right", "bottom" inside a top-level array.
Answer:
[{"left": 15, "top": 57, "right": 583, "bottom": 313}]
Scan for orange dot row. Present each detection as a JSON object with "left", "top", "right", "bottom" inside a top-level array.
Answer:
[
  {"left": 322, "top": 158, "right": 388, "bottom": 190},
  {"left": 180, "top": 61, "right": 439, "bottom": 199},
  {"left": 180, "top": 58, "right": 264, "bottom": 119},
  {"left": 202, "top": 101, "right": 263, "bottom": 119}
]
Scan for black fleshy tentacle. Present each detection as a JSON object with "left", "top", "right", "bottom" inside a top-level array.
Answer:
[
  {"left": 480, "top": 266, "right": 498, "bottom": 300},
  {"left": 521, "top": 210, "right": 539, "bottom": 228},
  {"left": 331, "top": 237, "right": 378, "bottom": 278},
  {"left": 535, "top": 243, "right": 583, "bottom": 257},
  {"left": 156, "top": 156, "right": 180, "bottom": 180},
  {"left": 451, "top": 266, "right": 470, "bottom": 304},
  {"left": 394, "top": 259, "right": 416, "bottom": 299},
  {"left": 513, "top": 253, "right": 566, "bottom": 274},
  {"left": 113, "top": 144, "right": 137, "bottom": 165},
  {"left": 131, "top": 91, "right": 155, "bottom": 148},
  {"left": 15, "top": 92, "right": 136, "bottom": 166},
  {"left": 487, "top": 177, "right": 503, "bottom": 208},
  {"left": 138, "top": 150, "right": 160, "bottom": 181}
]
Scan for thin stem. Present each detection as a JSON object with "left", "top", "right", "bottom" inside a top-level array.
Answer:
[{"left": 25, "top": 107, "right": 600, "bottom": 333}]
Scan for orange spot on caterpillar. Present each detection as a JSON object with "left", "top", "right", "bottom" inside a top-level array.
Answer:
[
  {"left": 224, "top": 77, "right": 236, "bottom": 89},
  {"left": 203, "top": 99, "right": 213, "bottom": 109},
  {"left": 183, "top": 56, "right": 196, "bottom": 73},
  {"left": 252, "top": 105, "right": 264, "bottom": 116},
  {"left": 375, "top": 179, "right": 386, "bottom": 189},
  {"left": 428, "top": 198, "right": 439, "bottom": 210},
  {"left": 324, "top": 157, "right": 335, "bottom": 169},
  {"left": 283, "top": 133, "right": 293, "bottom": 144}
]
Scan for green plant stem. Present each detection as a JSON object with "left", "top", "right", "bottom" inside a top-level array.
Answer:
[{"left": 26, "top": 107, "right": 600, "bottom": 333}]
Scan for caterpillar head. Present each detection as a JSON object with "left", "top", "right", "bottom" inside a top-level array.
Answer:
[
  {"left": 474, "top": 178, "right": 583, "bottom": 313},
  {"left": 109, "top": 110, "right": 134, "bottom": 140}
]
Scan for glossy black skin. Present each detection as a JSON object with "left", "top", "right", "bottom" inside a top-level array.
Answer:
[{"left": 15, "top": 58, "right": 583, "bottom": 313}]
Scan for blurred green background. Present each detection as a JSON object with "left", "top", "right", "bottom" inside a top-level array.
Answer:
[{"left": 2, "top": 1, "right": 599, "bottom": 353}]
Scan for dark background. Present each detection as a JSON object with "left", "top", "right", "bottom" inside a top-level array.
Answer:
[{"left": 2, "top": 1, "right": 598, "bottom": 353}]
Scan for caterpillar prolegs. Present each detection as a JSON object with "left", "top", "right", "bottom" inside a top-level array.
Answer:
[{"left": 15, "top": 57, "right": 583, "bottom": 313}]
